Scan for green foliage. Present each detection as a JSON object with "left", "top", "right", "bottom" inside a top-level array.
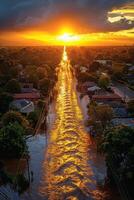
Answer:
[
  {"left": 25, "top": 65, "right": 39, "bottom": 88},
  {"left": 88, "top": 104, "right": 113, "bottom": 131},
  {"left": 36, "top": 67, "right": 47, "bottom": 79},
  {"left": 87, "top": 103, "right": 113, "bottom": 149},
  {"left": 28, "top": 73, "right": 39, "bottom": 88},
  {"left": 37, "top": 99, "right": 46, "bottom": 110},
  {"left": 39, "top": 78, "right": 51, "bottom": 95},
  {"left": 89, "top": 62, "right": 101, "bottom": 72},
  {"left": 111, "top": 62, "right": 126, "bottom": 81},
  {"left": 0, "top": 59, "right": 10, "bottom": 74},
  {"left": 0, "top": 123, "right": 27, "bottom": 158},
  {"left": 101, "top": 126, "right": 134, "bottom": 182},
  {"left": 25, "top": 65, "right": 36, "bottom": 75},
  {"left": 0, "top": 59, "right": 18, "bottom": 81},
  {"left": 98, "top": 74, "right": 110, "bottom": 89},
  {"left": 27, "top": 111, "right": 38, "bottom": 127},
  {"left": 77, "top": 72, "right": 97, "bottom": 82},
  {"left": 5, "top": 79, "right": 21, "bottom": 93},
  {"left": 2, "top": 111, "right": 29, "bottom": 130},
  {"left": 0, "top": 92, "right": 13, "bottom": 113}
]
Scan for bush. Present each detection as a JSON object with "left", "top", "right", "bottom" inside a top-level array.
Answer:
[
  {"left": 98, "top": 74, "right": 110, "bottom": 89},
  {"left": 101, "top": 126, "right": 134, "bottom": 183},
  {"left": 88, "top": 104, "right": 113, "bottom": 131},
  {"left": 0, "top": 92, "right": 13, "bottom": 113},
  {"left": 77, "top": 72, "right": 97, "bottom": 82},
  {"left": 5, "top": 79, "right": 21, "bottom": 93},
  {"left": 2, "top": 111, "right": 29, "bottom": 130},
  {"left": 37, "top": 99, "right": 46, "bottom": 110},
  {"left": 0, "top": 123, "right": 27, "bottom": 158},
  {"left": 27, "top": 111, "right": 38, "bottom": 127},
  {"left": 39, "top": 78, "right": 51, "bottom": 95}
]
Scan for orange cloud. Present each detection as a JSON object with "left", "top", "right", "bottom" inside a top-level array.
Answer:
[{"left": 0, "top": 28, "right": 133, "bottom": 46}]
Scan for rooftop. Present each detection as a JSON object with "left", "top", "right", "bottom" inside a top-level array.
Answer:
[
  {"left": 14, "top": 92, "right": 40, "bottom": 100},
  {"left": 92, "top": 93, "right": 121, "bottom": 101},
  {"left": 112, "top": 118, "right": 134, "bottom": 127},
  {"left": 10, "top": 99, "right": 35, "bottom": 113}
]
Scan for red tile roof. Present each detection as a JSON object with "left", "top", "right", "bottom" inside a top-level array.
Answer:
[
  {"left": 14, "top": 92, "right": 40, "bottom": 100},
  {"left": 92, "top": 94, "right": 121, "bottom": 101}
]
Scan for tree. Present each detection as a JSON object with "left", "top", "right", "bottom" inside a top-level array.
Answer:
[
  {"left": 28, "top": 73, "right": 39, "bottom": 88},
  {"left": 88, "top": 104, "right": 113, "bottom": 131},
  {"left": 0, "top": 122, "right": 27, "bottom": 158},
  {"left": 37, "top": 99, "right": 46, "bottom": 110},
  {"left": 77, "top": 72, "right": 97, "bottom": 82},
  {"left": 2, "top": 111, "right": 29, "bottom": 130},
  {"left": 39, "top": 78, "right": 51, "bottom": 95},
  {"left": 5, "top": 79, "right": 21, "bottom": 93},
  {"left": 0, "top": 59, "right": 19, "bottom": 85},
  {"left": 89, "top": 61, "right": 101, "bottom": 72},
  {"left": 0, "top": 92, "right": 13, "bottom": 113},
  {"left": 0, "top": 59, "right": 10, "bottom": 74},
  {"left": 27, "top": 111, "right": 38, "bottom": 127},
  {"left": 111, "top": 62, "right": 125, "bottom": 81},
  {"left": 101, "top": 125, "right": 134, "bottom": 195},
  {"left": 36, "top": 67, "right": 47, "bottom": 79},
  {"left": 98, "top": 74, "right": 110, "bottom": 89},
  {"left": 88, "top": 103, "right": 113, "bottom": 147}
]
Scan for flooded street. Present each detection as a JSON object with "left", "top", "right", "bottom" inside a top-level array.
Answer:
[
  {"left": 38, "top": 47, "right": 106, "bottom": 200},
  {"left": 21, "top": 47, "right": 121, "bottom": 200}
]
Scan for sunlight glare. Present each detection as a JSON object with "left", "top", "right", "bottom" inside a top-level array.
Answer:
[
  {"left": 62, "top": 46, "right": 68, "bottom": 61},
  {"left": 57, "top": 33, "right": 80, "bottom": 44}
]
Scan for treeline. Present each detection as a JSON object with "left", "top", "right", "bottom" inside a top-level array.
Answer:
[
  {"left": 0, "top": 47, "right": 62, "bottom": 159},
  {"left": 86, "top": 100, "right": 134, "bottom": 198},
  {"left": 68, "top": 46, "right": 134, "bottom": 66}
]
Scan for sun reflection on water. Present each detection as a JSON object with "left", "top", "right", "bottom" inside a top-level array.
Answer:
[{"left": 39, "top": 47, "right": 103, "bottom": 200}]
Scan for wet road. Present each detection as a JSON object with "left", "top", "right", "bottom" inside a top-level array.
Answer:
[{"left": 38, "top": 47, "right": 106, "bottom": 200}]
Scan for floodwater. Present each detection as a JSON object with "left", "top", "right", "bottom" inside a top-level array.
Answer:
[
  {"left": 40, "top": 47, "right": 98, "bottom": 200},
  {"left": 21, "top": 47, "right": 121, "bottom": 200},
  {"left": 38, "top": 47, "right": 106, "bottom": 200}
]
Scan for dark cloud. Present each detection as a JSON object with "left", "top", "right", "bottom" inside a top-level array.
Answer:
[{"left": 0, "top": 0, "right": 133, "bottom": 33}]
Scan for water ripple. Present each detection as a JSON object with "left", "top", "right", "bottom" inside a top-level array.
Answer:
[{"left": 39, "top": 48, "right": 105, "bottom": 200}]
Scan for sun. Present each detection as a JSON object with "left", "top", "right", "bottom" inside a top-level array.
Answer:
[
  {"left": 58, "top": 33, "right": 72, "bottom": 42},
  {"left": 57, "top": 33, "right": 80, "bottom": 44}
]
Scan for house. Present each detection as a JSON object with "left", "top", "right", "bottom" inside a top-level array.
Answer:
[
  {"left": 113, "top": 107, "right": 128, "bottom": 118},
  {"left": 92, "top": 93, "right": 122, "bottom": 102},
  {"left": 128, "top": 65, "right": 134, "bottom": 72},
  {"left": 80, "top": 66, "right": 88, "bottom": 73},
  {"left": 111, "top": 85, "right": 134, "bottom": 102},
  {"left": 77, "top": 81, "right": 96, "bottom": 93},
  {"left": 0, "top": 185, "right": 19, "bottom": 200},
  {"left": 13, "top": 92, "right": 40, "bottom": 102},
  {"left": 21, "top": 83, "right": 39, "bottom": 93},
  {"left": 21, "top": 82, "right": 33, "bottom": 89},
  {"left": 112, "top": 118, "right": 134, "bottom": 127},
  {"left": 95, "top": 59, "right": 112, "bottom": 67},
  {"left": 82, "top": 82, "right": 97, "bottom": 92},
  {"left": 87, "top": 86, "right": 101, "bottom": 92},
  {"left": 87, "top": 86, "right": 101, "bottom": 97},
  {"left": 83, "top": 81, "right": 96, "bottom": 88},
  {"left": 10, "top": 99, "right": 34, "bottom": 114}
]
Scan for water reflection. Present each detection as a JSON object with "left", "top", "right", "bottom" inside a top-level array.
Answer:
[{"left": 39, "top": 47, "right": 105, "bottom": 200}]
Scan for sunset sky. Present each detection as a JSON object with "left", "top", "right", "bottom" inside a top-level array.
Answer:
[{"left": 0, "top": 0, "right": 134, "bottom": 46}]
